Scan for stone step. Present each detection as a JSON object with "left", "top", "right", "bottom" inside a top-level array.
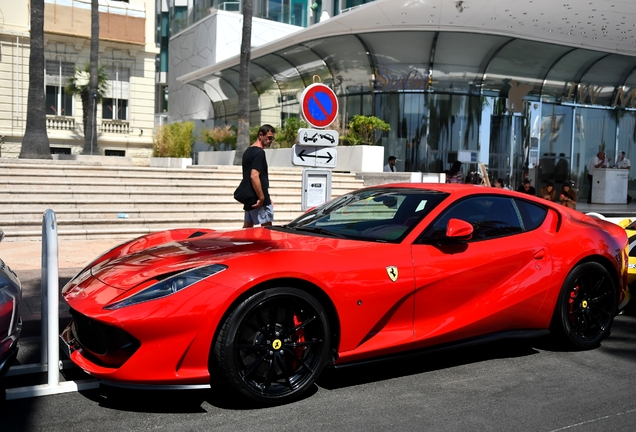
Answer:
[{"left": 0, "top": 161, "right": 364, "bottom": 242}]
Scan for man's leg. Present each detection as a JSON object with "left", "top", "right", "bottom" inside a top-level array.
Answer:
[
  {"left": 243, "top": 210, "right": 255, "bottom": 228},
  {"left": 587, "top": 174, "right": 593, "bottom": 203}
]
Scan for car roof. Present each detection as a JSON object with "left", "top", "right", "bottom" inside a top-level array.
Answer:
[{"left": 365, "top": 182, "right": 563, "bottom": 207}]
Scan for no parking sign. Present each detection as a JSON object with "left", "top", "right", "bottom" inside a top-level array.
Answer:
[{"left": 300, "top": 83, "right": 339, "bottom": 129}]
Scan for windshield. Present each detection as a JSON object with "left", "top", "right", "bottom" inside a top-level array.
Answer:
[{"left": 280, "top": 188, "right": 449, "bottom": 242}]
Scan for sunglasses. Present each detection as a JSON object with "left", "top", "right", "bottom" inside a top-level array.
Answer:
[{"left": 264, "top": 135, "right": 275, "bottom": 141}]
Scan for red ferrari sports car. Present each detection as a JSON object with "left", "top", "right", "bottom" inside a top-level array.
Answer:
[{"left": 61, "top": 184, "right": 629, "bottom": 404}]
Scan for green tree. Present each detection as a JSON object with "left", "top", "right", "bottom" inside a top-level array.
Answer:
[
  {"left": 200, "top": 125, "right": 237, "bottom": 150},
  {"left": 233, "top": 0, "right": 254, "bottom": 165},
  {"left": 20, "top": 0, "right": 51, "bottom": 159},
  {"left": 153, "top": 122, "right": 195, "bottom": 158},
  {"left": 66, "top": 63, "right": 109, "bottom": 141},
  {"left": 343, "top": 115, "right": 390, "bottom": 145},
  {"left": 275, "top": 117, "right": 308, "bottom": 148}
]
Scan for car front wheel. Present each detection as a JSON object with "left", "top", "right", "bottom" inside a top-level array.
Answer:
[
  {"left": 553, "top": 262, "right": 617, "bottom": 350},
  {"left": 214, "top": 287, "right": 330, "bottom": 405}
]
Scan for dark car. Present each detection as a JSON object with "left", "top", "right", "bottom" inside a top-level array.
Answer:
[{"left": 0, "top": 228, "right": 22, "bottom": 378}]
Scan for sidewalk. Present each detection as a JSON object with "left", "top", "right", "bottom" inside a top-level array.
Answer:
[{"left": 0, "top": 237, "right": 129, "bottom": 337}]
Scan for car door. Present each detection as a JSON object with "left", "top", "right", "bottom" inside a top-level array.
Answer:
[{"left": 410, "top": 195, "right": 553, "bottom": 349}]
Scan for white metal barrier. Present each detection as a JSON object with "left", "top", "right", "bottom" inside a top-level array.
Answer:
[{"left": 5, "top": 209, "right": 99, "bottom": 400}]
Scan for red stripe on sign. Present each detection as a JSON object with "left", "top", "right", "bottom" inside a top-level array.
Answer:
[{"left": 310, "top": 94, "right": 330, "bottom": 119}]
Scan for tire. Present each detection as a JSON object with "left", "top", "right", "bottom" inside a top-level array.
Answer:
[
  {"left": 213, "top": 287, "right": 331, "bottom": 405},
  {"left": 553, "top": 262, "right": 617, "bottom": 350}
]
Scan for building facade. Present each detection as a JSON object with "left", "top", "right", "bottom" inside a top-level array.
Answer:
[
  {"left": 0, "top": 0, "right": 158, "bottom": 165},
  {"left": 174, "top": 0, "right": 636, "bottom": 198}
]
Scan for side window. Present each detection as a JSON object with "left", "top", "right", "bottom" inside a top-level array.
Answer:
[
  {"left": 421, "top": 196, "right": 523, "bottom": 241},
  {"left": 513, "top": 199, "right": 548, "bottom": 231}
]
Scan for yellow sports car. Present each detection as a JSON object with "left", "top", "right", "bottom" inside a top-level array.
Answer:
[{"left": 619, "top": 218, "right": 636, "bottom": 288}]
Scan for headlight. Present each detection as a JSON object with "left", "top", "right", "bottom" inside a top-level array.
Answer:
[{"left": 104, "top": 264, "right": 227, "bottom": 310}]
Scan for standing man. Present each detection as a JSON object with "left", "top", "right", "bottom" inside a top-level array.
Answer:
[
  {"left": 587, "top": 151, "right": 606, "bottom": 203},
  {"left": 616, "top": 151, "right": 631, "bottom": 170},
  {"left": 238, "top": 124, "right": 275, "bottom": 228},
  {"left": 383, "top": 156, "right": 397, "bottom": 172}
]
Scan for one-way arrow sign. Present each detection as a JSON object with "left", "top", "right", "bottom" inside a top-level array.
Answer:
[{"left": 292, "top": 144, "right": 338, "bottom": 168}]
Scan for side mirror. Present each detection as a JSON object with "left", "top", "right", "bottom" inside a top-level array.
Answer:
[{"left": 446, "top": 218, "right": 473, "bottom": 241}]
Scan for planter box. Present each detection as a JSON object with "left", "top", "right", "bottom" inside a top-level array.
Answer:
[
  {"left": 197, "top": 145, "right": 384, "bottom": 172},
  {"left": 150, "top": 157, "right": 193, "bottom": 169}
]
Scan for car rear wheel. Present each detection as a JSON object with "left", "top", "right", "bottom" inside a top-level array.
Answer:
[
  {"left": 214, "top": 287, "right": 330, "bottom": 405},
  {"left": 553, "top": 262, "right": 617, "bottom": 350}
]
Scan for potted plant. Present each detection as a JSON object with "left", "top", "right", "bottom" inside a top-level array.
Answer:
[
  {"left": 200, "top": 125, "right": 237, "bottom": 151},
  {"left": 151, "top": 121, "right": 195, "bottom": 168}
]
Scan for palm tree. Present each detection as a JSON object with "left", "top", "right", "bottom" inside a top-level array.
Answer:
[
  {"left": 85, "top": 0, "right": 100, "bottom": 155},
  {"left": 233, "top": 0, "right": 253, "bottom": 165},
  {"left": 65, "top": 63, "right": 109, "bottom": 139},
  {"left": 20, "top": 0, "right": 51, "bottom": 159}
]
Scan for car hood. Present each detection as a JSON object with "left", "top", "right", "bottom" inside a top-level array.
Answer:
[{"left": 88, "top": 228, "right": 345, "bottom": 292}]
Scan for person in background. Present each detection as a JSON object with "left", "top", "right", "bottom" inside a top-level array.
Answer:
[
  {"left": 383, "top": 156, "right": 397, "bottom": 172},
  {"left": 238, "top": 124, "right": 275, "bottom": 228},
  {"left": 554, "top": 153, "right": 569, "bottom": 184},
  {"left": 517, "top": 179, "right": 536, "bottom": 195},
  {"left": 560, "top": 181, "right": 577, "bottom": 209},
  {"left": 587, "top": 151, "right": 606, "bottom": 203},
  {"left": 616, "top": 151, "right": 631, "bottom": 170},
  {"left": 540, "top": 181, "right": 556, "bottom": 201},
  {"left": 494, "top": 178, "right": 509, "bottom": 190},
  {"left": 446, "top": 161, "right": 462, "bottom": 183}
]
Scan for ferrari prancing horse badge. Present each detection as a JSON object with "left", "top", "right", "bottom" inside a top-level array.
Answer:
[{"left": 386, "top": 266, "right": 398, "bottom": 282}]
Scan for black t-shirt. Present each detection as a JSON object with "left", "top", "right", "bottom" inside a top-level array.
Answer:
[
  {"left": 239, "top": 146, "right": 270, "bottom": 211},
  {"left": 516, "top": 184, "right": 536, "bottom": 195}
]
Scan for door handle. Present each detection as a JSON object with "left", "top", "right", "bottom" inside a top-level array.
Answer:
[{"left": 534, "top": 249, "right": 545, "bottom": 260}]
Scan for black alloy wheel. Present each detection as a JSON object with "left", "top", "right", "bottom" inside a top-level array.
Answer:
[
  {"left": 214, "top": 287, "right": 330, "bottom": 404},
  {"left": 554, "top": 262, "right": 617, "bottom": 350}
]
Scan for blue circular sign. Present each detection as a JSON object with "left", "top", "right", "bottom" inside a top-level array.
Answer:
[{"left": 300, "top": 84, "right": 339, "bottom": 129}]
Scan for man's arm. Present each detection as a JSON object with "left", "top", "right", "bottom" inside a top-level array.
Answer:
[
  {"left": 594, "top": 158, "right": 604, "bottom": 169},
  {"left": 250, "top": 168, "right": 265, "bottom": 208}
]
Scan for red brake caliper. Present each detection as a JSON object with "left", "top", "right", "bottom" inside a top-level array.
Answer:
[
  {"left": 568, "top": 285, "right": 580, "bottom": 322},
  {"left": 292, "top": 313, "right": 305, "bottom": 371}
]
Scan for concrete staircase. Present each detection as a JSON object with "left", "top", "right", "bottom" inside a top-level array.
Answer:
[{"left": 0, "top": 161, "right": 364, "bottom": 242}]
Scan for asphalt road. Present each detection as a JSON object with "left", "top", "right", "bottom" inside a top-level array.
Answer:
[{"left": 2, "top": 309, "right": 635, "bottom": 432}]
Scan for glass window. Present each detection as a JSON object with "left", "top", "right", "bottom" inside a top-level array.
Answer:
[
  {"left": 303, "top": 35, "right": 372, "bottom": 95},
  {"left": 422, "top": 196, "right": 523, "bottom": 242},
  {"left": 360, "top": 32, "right": 433, "bottom": 93},
  {"left": 45, "top": 60, "right": 74, "bottom": 117},
  {"left": 537, "top": 104, "right": 574, "bottom": 184},
  {"left": 285, "top": 188, "right": 449, "bottom": 243},
  {"left": 432, "top": 33, "right": 509, "bottom": 94},
  {"left": 374, "top": 93, "right": 427, "bottom": 173},
  {"left": 574, "top": 107, "right": 617, "bottom": 198},
  {"left": 103, "top": 66, "right": 130, "bottom": 120},
  {"left": 578, "top": 55, "right": 636, "bottom": 107},
  {"left": 482, "top": 40, "right": 572, "bottom": 99},
  {"left": 541, "top": 49, "right": 607, "bottom": 102},
  {"left": 102, "top": 98, "right": 128, "bottom": 120},
  {"left": 426, "top": 94, "right": 481, "bottom": 175},
  {"left": 513, "top": 199, "right": 548, "bottom": 231},
  {"left": 276, "top": 44, "right": 330, "bottom": 87}
]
